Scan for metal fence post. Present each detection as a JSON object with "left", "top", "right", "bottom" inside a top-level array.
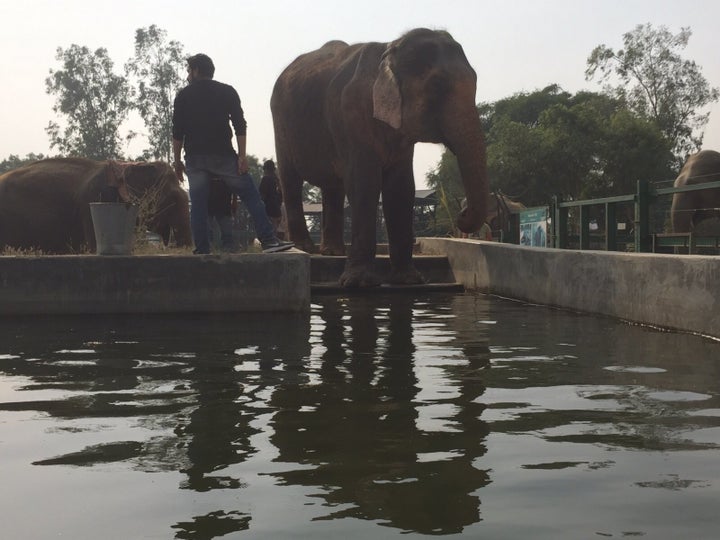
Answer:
[
  {"left": 553, "top": 195, "right": 567, "bottom": 249},
  {"left": 605, "top": 203, "right": 617, "bottom": 251},
  {"left": 579, "top": 205, "right": 590, "bottom": 250},
  {"left": 634, "top": 180, "right": 650, "bottom": 252}
]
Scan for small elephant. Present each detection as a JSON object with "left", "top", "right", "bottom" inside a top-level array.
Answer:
[
  {"left": 460, "top": 192, "right": 525, "bottom": 238},
  {"left": 0, "top": 157, "right": 192, "bottom": 253},
  {"left": 485, "top": 192, "right": 525, "bottom": 233},
  {"left": 271, "top": 28, "right": 489, "bottom": 287},
  {"left": 671, "top": 150, "right": 720, "bottom": 234}
]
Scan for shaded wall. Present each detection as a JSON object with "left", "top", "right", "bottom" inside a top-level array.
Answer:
[{"left": 0, "top": 252, "right": 310, "bottom": 314}]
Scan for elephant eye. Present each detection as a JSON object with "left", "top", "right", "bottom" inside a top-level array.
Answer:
[{"left": 403, "top": 42, "right": 440, "bottom": 75}]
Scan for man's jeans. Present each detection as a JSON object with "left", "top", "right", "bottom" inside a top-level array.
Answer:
[{"left": 185, "top": 154, "right": 275, "bottom": 254}]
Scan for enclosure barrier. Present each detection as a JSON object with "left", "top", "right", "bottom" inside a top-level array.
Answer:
[
  {"left": 550, "top": 180, "right": 720, "bottom": 253},
  {"left": 419, "top": 237, "right": 720, "bottom": 340}
]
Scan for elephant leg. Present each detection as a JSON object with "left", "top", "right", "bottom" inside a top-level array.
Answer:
[
  {"left": 320, "top": 183, "right": 346, "bottom": 255},
  {"left": 339, "top": 161, "right": 382, "bottom": 288},
  {"left": 382, "top": 163, "right": 425, "bottom": 285},
  {"left": 279, "top": 161, "right": 315, "bottom": 253}
]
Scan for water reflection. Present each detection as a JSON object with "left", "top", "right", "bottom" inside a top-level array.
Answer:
[
  {"left": 0, "top": 294, "right": 719, "bottom": 539},
  {"left": 269, "top": 295, "right": 490, "bottom": 534}
]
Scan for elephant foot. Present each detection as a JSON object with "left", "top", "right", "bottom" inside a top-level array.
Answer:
[
  {"left": 320, "top": 242, "right": 346, "bottom": 256},
  {"left": 294, "top": 238, "right": 317, "bottom": 254},
  {"left": 386, "top": 266, "right": 426, "bottom": 285},
  {"left": 339, "top": 265, "right": 382, "bottom": 288}
]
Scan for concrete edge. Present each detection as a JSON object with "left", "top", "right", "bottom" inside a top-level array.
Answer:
[
  {"left": 419, "top": 237, "right": 720, "bottom": 340},
  {"left": 0, "top": 249, "right": 310, "bottom": 314}
]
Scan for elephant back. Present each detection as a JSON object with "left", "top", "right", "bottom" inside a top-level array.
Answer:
[{"left": 675, "top": 150, "right": 720, "bottom": 187}]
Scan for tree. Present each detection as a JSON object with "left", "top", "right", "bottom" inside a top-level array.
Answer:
[
  {"left": 0, "top": 153, "right": 47, "bottom": 174},
  {"left": 125, "top": 25, "right": 186, "bottom": 161},
  {"left": 586, "top": 24, "right": 719, "bottom": 161},
  {"left": 427, "top": 86, "right": 674, "bottom": 209},
  {"left": 426, "top": 150, "right": 464, "bottom": 235},
  {"left": 46, "top": 45, "right": 131, "bottom": 159}
]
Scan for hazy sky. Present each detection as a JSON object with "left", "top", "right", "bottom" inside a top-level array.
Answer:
[{"left": 2, "top": 0, "right": 719, "bottom": 188}]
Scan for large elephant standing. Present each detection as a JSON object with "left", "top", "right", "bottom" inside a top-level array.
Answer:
[
  {"left": 271, "top": 28, "right": 489, "bottom": 287},
  {"left": 671, "top": 150, "right": 720, "bottom": 234},
  {"left": 0, "top": 157, "right": 192, "bottom": 253}
]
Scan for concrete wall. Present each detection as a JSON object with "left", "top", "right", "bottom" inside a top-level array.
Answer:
[
  {"left": 419, "top": 238, "right": 720, "bottom": 339},
  {"left": 0, "top": 251, "right": 310, "bottom": 314}
]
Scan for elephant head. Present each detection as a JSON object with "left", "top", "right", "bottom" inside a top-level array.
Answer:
[
  {"left": 372, "top": 28, "right": 489, "bottom": 233},
  {"left": 121, "top": 162, "right": 192, "bottom": 247}
]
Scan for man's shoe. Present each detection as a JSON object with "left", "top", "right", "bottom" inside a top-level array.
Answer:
[{"left": 262, "top": 239, "right": 294, "bottom": 253}]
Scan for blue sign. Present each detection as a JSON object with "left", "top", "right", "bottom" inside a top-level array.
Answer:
[{"left": 520, "top": 207, "right": 549, "bottom": 247}]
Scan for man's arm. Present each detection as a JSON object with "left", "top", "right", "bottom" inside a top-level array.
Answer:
[
  {"left": 228, "top": 86, "right": 249, "bottom": 174},
  {"left": 172, "top": 137, "right": 185, "bottom": 181}
]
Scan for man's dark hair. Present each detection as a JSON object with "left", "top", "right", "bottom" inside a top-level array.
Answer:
[
  {"left": 187, "top": 53, "right": 215, "bottom": 78},
  {"left": 263, "top": 160, "right": 276, "bottom": 172}
]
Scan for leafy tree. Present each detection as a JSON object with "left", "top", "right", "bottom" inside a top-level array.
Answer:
[
  {"left": 125, "top": 25, "right": 186, "bottom": 161},
  {"left": 0, "top": 153, "right": 47, "bottom": 174},
  {"left": 46, "top": 45, "right": 131, "bottom": 159},
  {"left": 426, "top": 151, "right": 464, "bottom": 234},
  {"left": 427, "top": 86, "right": 674, "bottom": 210},
  {"left": 586, "top": 23, "right": 719, "bottom": 161}
]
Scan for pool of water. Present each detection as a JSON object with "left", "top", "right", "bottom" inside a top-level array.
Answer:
[{"left": 0, "top": 293, "right": 718, "bottom": 539}]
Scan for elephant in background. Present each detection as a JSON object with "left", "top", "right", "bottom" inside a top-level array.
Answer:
[
  {"left": 460, "top": 192, "right": 525, "bottom": 239},
  {"left": 271, "top": 28, "right": 489, "bottom": 287},
  {"left": 671, "top": 150, "right": 720, "bottom": 234},
  {"left": 0, "top": 157, "right": 192, "bottom": 253}
]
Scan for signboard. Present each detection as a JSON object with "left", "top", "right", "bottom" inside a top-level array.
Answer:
[{"left": 519, "top": 207, "right": 549, "bottom": 247}]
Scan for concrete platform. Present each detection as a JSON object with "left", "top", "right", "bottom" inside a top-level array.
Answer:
[
  {"left": 310, "top": 253, "right": 458, "bottom": 286},
  {"left": 420, "top": 237, "right": 720, "bottom": 340},
  {"left": 4, "top": 239, "right": 719, "bottom": 340},
  {"left": 0, "top": 249, "right": 310, "bottom": 314}
]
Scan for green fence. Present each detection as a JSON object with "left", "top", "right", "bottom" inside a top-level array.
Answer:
[{"left": 550, "top": 180, "right": 720, "bottom": 253}]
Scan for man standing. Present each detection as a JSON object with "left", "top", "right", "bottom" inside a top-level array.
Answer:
[{"left": 172, "top": 53, "right": 292, "bottom": 254}]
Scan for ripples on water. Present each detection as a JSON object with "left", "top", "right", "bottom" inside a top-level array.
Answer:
[{"left": 0, "top": 293, "right": 718, "bottom": 539}]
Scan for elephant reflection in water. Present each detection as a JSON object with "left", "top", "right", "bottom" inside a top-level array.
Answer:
[{"left": 268, "top": 294, "right": 491, "bottom": 535}]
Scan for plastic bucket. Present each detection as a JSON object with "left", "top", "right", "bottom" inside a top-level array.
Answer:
[{"left": 89, "top": 202, "right": 138, "bottom": 255}]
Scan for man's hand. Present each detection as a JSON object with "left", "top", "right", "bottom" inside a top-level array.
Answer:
[
  {"left": 238, "top": 155, "right": 249, "bottom": 174},
  {"left": 173, "top": 161, "right": 185, "bottom": 182}
]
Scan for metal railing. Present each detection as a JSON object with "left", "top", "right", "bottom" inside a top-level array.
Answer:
[{"left": 550, "top": 180, "right": 720, "bottom": 252}]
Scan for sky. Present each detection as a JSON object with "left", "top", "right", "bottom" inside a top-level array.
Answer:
[{"left": 1, "top": 0, "right": 719, "bottom": 189}]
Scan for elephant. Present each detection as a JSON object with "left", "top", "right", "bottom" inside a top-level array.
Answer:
[
  {"left": 0, "top": 157, "right": 192, "bottom": 253},
  {"left": 271, "top": 28, "right": 489, "bottom": 287},
  {"left": 460, "top": 192, "right": 525, "bottom": 239},
  {"left": 671, "top": 150, "right": 720, "bottom": 234}
]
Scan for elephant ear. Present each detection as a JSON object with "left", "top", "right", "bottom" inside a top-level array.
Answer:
[{"left": 373, "top": 52, "right": 402, "bottom": 129}]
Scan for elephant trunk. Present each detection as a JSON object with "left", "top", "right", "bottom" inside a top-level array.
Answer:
[
  {"left": 443, "top": 106, "right": 490, "bottom": 233},
  {"left": 173, "top": 212, "right": 193, "bottom": 247},
  {"left": 170, "top": 194, "right": 193, "bottom": 247},
  {"left": 174, "top": 224, "right": 192, "bottom": 247}
]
